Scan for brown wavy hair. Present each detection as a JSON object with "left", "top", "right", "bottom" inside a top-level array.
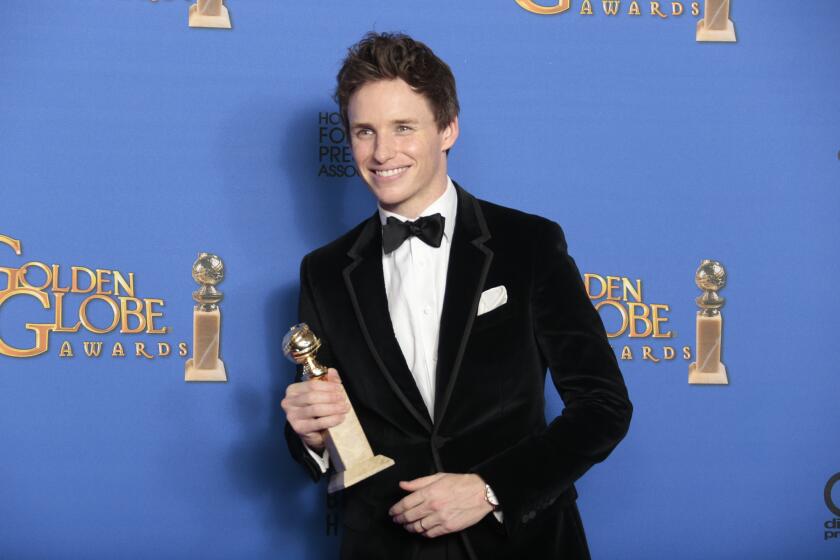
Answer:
[{"left": 334, "top": 32, "right": 460, "bottom": 134}]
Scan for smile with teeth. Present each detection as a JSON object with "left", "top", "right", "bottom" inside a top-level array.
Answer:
[{"left": 373, "top": 166, "right": 409, "bottom": 177}]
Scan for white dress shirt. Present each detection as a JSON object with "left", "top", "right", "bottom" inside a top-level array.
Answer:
[{"left": 302, "top": 177, "right": 502, "bottom": 521}]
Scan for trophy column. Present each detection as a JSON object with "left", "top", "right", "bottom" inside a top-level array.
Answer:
[
  {"left": 283, "top": 323, "right": 394, "bottom": 493},
  {"left": 696, "top": 0, "right": 737, "bottom": 42},
  {"left": 688, "top": 260, "right": 729, "bottom": 385},
  {"left": 185, "top": 253, "right": 228, "bottom": 382},
  {"left": 188, "top": 0, "right": 232, "bottom": 29}
]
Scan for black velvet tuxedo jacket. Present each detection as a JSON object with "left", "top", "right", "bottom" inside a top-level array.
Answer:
[{"left": 284, "top": 182, "right": 632, "bottom": 560}]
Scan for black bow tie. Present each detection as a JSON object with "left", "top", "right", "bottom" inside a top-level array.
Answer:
[{"left": 382, "top": 213, "right": 445, "bottom": 254}]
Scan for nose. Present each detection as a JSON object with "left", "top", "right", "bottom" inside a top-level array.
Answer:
[{"left": 373, "top": 133, "right": 395, "bottom": 163}]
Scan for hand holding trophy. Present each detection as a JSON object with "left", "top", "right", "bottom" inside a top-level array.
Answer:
[{"left": 283, "top": 323, "right": 394, "bottom": 493}]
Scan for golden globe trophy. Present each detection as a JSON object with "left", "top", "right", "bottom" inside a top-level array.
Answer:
[
  {"left": 188, "top": 0, "right": 232, "bottom": 29},
  {"left": 185, "top": 253, "right": 228, "bottom": 382},
  {"left": 688, "top": 260, "right": 729, "bottom": 385},
  {"left": 696, "top": 0, "right": 736, "bottom": 42},
  {"left": 283, "top": 323, "right": 394, "bottom": 493}
]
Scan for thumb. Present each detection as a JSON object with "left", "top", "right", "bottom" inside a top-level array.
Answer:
[{"left": 326, "top": 368, "right": 342, "bottom": 384}]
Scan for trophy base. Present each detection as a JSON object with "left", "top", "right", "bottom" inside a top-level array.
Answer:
[
  {"left": 688, "top": 362, "right": 728, "bottom": 385},
  {"left": 185, "top": 358, "right": 228, "bottom": 382},
  {"left": 328, "top": 454, "right": 395, "bottom": 494},
  {"left": 696, "top": 19, "right": 736, "bottom": 42},
  {"left": 188, "top": 4, "right": 232, "bottom": 29}
]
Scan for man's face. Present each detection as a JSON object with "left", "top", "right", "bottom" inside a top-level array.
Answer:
[{"left": 347, "top": 79, "right": 459, "bottom": 219}]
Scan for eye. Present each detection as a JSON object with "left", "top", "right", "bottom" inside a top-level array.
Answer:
[
  {"left": 355, "top": 128, "right": 373, "bottom": 138},
  {"left": 396, "top": 125, "right": 413, "bottom": 133}
]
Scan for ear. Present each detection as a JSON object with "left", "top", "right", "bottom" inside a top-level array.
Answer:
[{"left": 441, "top": 116, "right": 460, "bottom": 152}]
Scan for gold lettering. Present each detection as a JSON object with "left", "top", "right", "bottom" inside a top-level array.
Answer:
[
  {"left": 71, "top": 266, "right": 96, "bottom": 294},
  {"left": 663, "top": 346, "right": 675, "bottom": 360},
  {"left": 145, "top": 299, "right": 166, "bottom": 334},
  {"left": 515, "top": 0, "right": 571, "bottom": 15},
  {"left": 79, "top": 294, "right": 120, "bottom": 334},
  {"left": 59, "top": 340, "right": 74, "bottom": 357},
  {"left": 629, "top": 0, "right": 641, "bottom": 15},
  {"left": 83, "top": 341, "right": 103, "bottom": 357},
  {"left": 119, "top": 297, "right": 147, "bottom": 334},
  {"left": 95, "top": 269, "right": 113, "bottom": 295},
  {"left": 622, "top": 277, "right": 642, "bottom": 302},
  {"left": 158, "top": 342, "right": 171, "bottom": 357},
  {"left": 627, "top": 302, "right": 652, "bottom": 337},
  {"left": 50, "top": 264, "right": 69, "bottom": 293},
  {"left": 0, "top": 267, "right": 21, "bottom": 293},
  {"left": 594, "top": 299, "right": 628, "bottom": 337},
  {"left": 620, "top": 345, "right": 633, "bottom": 360},
  {"left": 18, "top": 261, "right": 51, "bottom": 291},
  {"left": 691, "top": 1, "right": 699, "bottom": 16},
  {"left": 584, "top": 273, "right": 606, "bottom": 299},
  {"left": 113, "top": 271, "right": 135, "bottom": 297},
  {"left": 135, "top": 342, "right": 154, "bottom": 359},
  {"left": 642, "top": 345, "right": 659, "bottom": 362},
  {"left": 580, "top": 0, "right": 594, "bottom": 14},
  {"left": 682, "top": 346, "right": 692, "bottom": 360},
  {"left": 602, "top": 0, "right": 621, "bottom": 15},
  {"left": 671, "top": 1, "right": 683, "bottom": 15},
  {"left": 0, "top": 289, "right": 53, "bottom": 357},
  {"left": 0, "top": 235, "right": 22, "bottom": 256},
  {"left": 650, "top": 303, "right": 672, "bottom": 338},
  {"left": 650, "top": 1, "right": 667, "bottom": 18},
  {"left": 53, "top": 292, "right": 82, "bottom": 333},
  {"left": 111, "top": 341, "right": 125, "bottom": 357},
  {"left": 178, "top": 342, "right": 189, "bottom": 357},
  {"left": 605, "top": 276, "right": 621, "bottom": 300}
]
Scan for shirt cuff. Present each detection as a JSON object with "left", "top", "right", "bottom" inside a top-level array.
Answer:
[{"left": 302, "top": 439, "right": 330, "bottom": 473}]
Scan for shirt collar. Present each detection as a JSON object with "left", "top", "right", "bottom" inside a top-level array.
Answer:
[{"left": 377, "top": 176, "right": 457, "bottom": 243}]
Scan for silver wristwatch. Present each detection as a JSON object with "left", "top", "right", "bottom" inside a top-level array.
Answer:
[{"left": 484, "top": 483, "right": 500, "bottom": 511}]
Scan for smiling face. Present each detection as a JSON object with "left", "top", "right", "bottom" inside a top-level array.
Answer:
[{"left": 348, "top": 79, "right": 459, "bottom": 219}]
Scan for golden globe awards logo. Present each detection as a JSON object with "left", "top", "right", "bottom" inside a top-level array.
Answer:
[
  {"left": 515, "top": 0, "right": 737, "bottom": 42},
  {"left": 0, "top": 234, "right": 187, "bottom": 360},
  {"left": 585, "top": 273, "right": 691, "bottom": 363}
]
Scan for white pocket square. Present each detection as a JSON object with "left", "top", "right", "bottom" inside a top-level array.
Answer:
[{"left": 477, "top": 285, "right": 508, "bottom": 316}]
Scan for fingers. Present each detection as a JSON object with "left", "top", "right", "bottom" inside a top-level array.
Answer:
[
  {"left": 325, "top": 368, "right": 342, "bottom": 383},
  {"left": 399, "top": 472, "right": 445, "bottom": 491},
  {"left": 389, "top": 489, "right": 427, "bottom": 517},
  {"left": 282, "top": 373, "right": 351, "bottom": 439},
  {"left": 292, "top": 414, "right": 347, "bottom": 434}
]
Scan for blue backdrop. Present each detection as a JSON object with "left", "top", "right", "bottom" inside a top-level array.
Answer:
[{"left": 2, "top": 1, "right": 839, "bottom": 558}]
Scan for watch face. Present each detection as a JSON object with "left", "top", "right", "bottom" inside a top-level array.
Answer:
[{"left": 485, "top": 484, "right": 500, "bottom": 508}]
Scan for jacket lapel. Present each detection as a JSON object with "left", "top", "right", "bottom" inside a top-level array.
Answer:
[
  {"left": 433, "top": 184, "right": 493, "bottom": 427},
  {"left": 343, "top": 215, "right": 434, "bottom": 432}
]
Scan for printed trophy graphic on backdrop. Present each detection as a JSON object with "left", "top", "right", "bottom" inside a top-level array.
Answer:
[
  {"left": 688, "top": 259, "right": 729, "bottom": 385},
  {"left": 283, "top": 323, "right": 394, "bottom": 493},
  {"left": 185, "top": 253, "right": 228, "bottom": 382},
  {"left": 188, "top": 0, "right": 232, "bottom": 29},
  {"left": 696, "top": 0, "right": 736, "bottom": 42}
]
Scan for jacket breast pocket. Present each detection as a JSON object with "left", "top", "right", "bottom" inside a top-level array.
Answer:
[{"left": 472, "top": 299, "right": 514, "bottom": 333}]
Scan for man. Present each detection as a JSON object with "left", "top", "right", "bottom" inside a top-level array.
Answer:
[{"left": 282, "top": 32, "right": 632, "bottom": 560}]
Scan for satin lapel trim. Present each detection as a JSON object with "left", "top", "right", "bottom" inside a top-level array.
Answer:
[
  {"left": 433, "top": 186, "right": 493, "bottom": 427},
  {"left": 343, "top": 215, "right": 434, "bottom": 432}
]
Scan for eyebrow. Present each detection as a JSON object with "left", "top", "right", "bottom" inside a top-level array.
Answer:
[{"left": 350, "top": 118, "right": 421, "bottom": 129}]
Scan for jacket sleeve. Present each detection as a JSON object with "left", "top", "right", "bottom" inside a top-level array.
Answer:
[
  {"left": 283, "top": 253, "right": 336, "bottom": 484},
  {"left": 470, "top": 220, "right": 633, "bottom": 535}
]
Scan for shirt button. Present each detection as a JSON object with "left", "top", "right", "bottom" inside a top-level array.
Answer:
[{"left": 423, "top": 306, "right": 431, "bottom": 315}]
